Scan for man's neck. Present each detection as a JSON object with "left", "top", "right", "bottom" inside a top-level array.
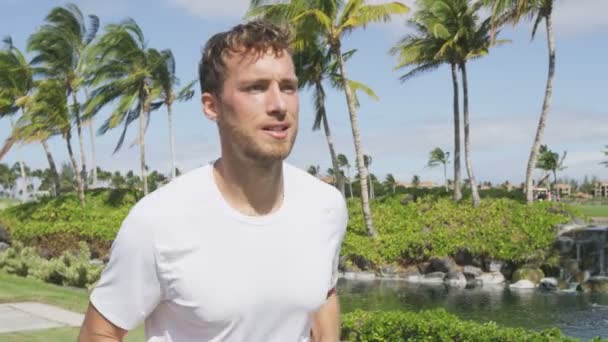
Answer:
[{"left": 213, "top": 155, "right": 285, "bottom": 217}]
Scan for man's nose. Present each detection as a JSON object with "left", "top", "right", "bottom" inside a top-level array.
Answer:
[{"left": 266, "top": 83, "right": 287, "bottom": 116}]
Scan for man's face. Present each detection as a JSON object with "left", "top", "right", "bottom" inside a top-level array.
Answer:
[{"left": 205, "top": 48, "right": 299, "bottom": 164}]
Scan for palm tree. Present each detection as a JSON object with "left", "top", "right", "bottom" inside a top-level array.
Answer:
[
  {"left": 602, "top": 146, "right": 608, "bottom": 167},
  {"left": 411, "top": 174, "right": 421, "bottom": 188},
  {"left": 363, "top": 154, "right": 375, "bottom": 200},
  {"left": 84, "top": 19, "right": 168, "bottom": 195},
  {"left": 27, "top": 3, "right": 100, "bottom": 189},
  {"left": 385, "top": 173, "right": 397, "bottom": 194},
  {"left": 427, "top": 147, "right": 450, "bottom": 191},
  {"left": 307, "top": 165, "right": 321, "bottom": 177},
  {"left": 390, "top": 0, "right": 462, "bottom": 202},
  {"left": 249, "top": 0, "right": 408, "bottom": 238},
  {"left": 22, "top": 80, "right": 85, "bottom": 204},
  {"left": 536, "top": 144, "right": 566, "bottom": 187},
  {"left": 484, "top": 0, "right": 556, "bottom": 204},
  {"left": 155, "top": 49, "right": 196, "bottom": 180},
  {"left": 0, "top": 36, "right": 50, "bottom": 198},
  {"left": 337, "top": 153, "right": 353, "bottom": 198}
]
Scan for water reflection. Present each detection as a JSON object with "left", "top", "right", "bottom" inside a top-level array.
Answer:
[{"left": 337, "top": 279, "right": 608, "bottom": 340}]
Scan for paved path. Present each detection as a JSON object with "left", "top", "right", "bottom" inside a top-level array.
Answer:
[{"left": 0, "top": 302, "right": 84, "bottom": 333}]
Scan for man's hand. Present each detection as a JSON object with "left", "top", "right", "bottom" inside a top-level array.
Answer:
[
  {"left": 311, "top": 288, "right": 340, "bottom": 342},
  {"left": 78, "top": 303, "right": 128, "bottom": 342}
]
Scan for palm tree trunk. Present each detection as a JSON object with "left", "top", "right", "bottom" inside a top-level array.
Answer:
[
  {"left": 10, "top": 115, "right": 29, "bottom": 199},
  {"left": 316, "top": 82, "right": 345, "bottom": 197},
  {"left": 443, "top": 162, "right": 448, "bottom": 192},
  {"left": 167, "top": 103, "right": 177, "bottom": 180},
  {"left": 525, "top": 13, "right": 555, "bottom": 204},
  {"left": 72, "top": 93, "right": 88, "bottom": 190},
  {"left": 84, "top": 89, "right": 97, "bottom": 188},
  {"left": 41, "top": 139, "right": 60, "bottom": 197},
  {"left": 460, "top": 62, "right": 480, "bottom": 207},
  {"left": 335, "top": 43, "right": 376, "bottom": 238},
  {"left": 348, "top": 167, "right": 353, "bottom": 198},
  {"left": 65, "top": 133, "right": 85, "bottom": 206},
  {"left": 451, "top": 63, "right": 463, "bottom": 202},
  {"left": 88, "top": 119, "right": 97, "bottom": 188},
  {"left": 139, "top": 103, "right": 149, "bottom": 195}
]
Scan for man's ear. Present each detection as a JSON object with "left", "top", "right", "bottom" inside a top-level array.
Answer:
[{"left": 202, "top": 92, "right": 219, "bottom": 122}]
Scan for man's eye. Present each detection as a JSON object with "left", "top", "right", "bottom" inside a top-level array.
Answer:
[
  {"left": 247, "top": 84, "right": 265, "bottom": 92},
  {"left": 281, "top": 84, "right": 297, "bottom": 93}
]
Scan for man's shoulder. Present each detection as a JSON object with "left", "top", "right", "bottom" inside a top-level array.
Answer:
[
  {"left": 284, "top": 163, "right": 344, "bottom": 208},
  {"left": 128, "top": 165, "right": 211, "bottom": 220}
]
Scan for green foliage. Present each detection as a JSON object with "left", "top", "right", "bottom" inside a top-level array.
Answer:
[
  {"left": 0, "top": 241, "right": 102, "bottom": 288},
  {"left": 0, "top": 188, "right": 138, "bottom": 254},
  {"left": 341, "top": 309, "right": 585, "bottom": 341},
  {"left": 342, "top": 196, "right": 577, "bottom": 268}
]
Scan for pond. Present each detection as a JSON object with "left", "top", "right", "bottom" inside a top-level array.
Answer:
[{"left": 338, "top": 279, "right": 608, "bottom": 340}]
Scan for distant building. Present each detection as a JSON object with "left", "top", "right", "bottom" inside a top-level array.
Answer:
[
  {"left": 397, "top": 181, "right": 437, "bottom": 189},
  {"left": 554, "top": 183, "right": 571, "bottom": 197},
  {"left": 594, "top": 181, "right": 608, "bottom": 197}
]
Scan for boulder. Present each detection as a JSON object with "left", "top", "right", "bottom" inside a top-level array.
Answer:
[
  {"left": 430, "top": 257, "right": 458, "bottom": 273},
  {"left": 445, "top": 271, "right": 467, "bottom": 288},
  {"left": 341, "top": 272, "right": 376, "bottom": 281},
  {"left": 485, "top": 260, "right": 505, "bottom": 273},
  {"left": 578, "top": 277, "right": 608, "bottom": 294},
  {"left": 509, "top": 279, "right": 536, "bottom": 289},
  {"left": 463, "top": 265, "right": 483, "bottom": 278},
  {"left": 539, "top": 277, "right": 558, "bottom": 291},
  {"left": 398, "top": 265, "right": 421, "bottom": 278},
  {"left": 420, "top": 272, "right": 446, "bottom": 284},
  {"left": 417, "top": 262, "right": 432, "bottom": 274},
  {"left": 477, "top": 272, "right": 505, "bottom": 286},
  {"left": 512, "top": 267, "right": 545, "bottom": 285},
  {"left": 380, "top": 265, "right": 399, "bottom": 278},
  {"left": 0, "top": 241, "right": 9, "bottom": 253}
]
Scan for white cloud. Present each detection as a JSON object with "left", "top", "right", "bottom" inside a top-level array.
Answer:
[{"left": 166, "top": 0, "right": 250, "bottom": 19}]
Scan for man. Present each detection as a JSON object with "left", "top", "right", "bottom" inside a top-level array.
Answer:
[{"left": 78, "top": 20, "right": 347, "bottom": 342}]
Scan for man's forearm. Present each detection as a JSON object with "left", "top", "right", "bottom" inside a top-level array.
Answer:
[{"left": 311, "top": 293, "right": 340, "bottom": 342}]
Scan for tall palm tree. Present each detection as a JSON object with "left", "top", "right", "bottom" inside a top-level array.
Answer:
[
  {"left": 307, "top": 165, "right": 321, "bottom": 177},
  {"left": 484, "top": 0, "right": 556, "bottom": 204},
  {"left": 427, "top": 147, "right": 450, "bottom": 191},
  {"left": 385, "top": 173, "right": 397, "bottom": 194},
  {"left": 0, "top": 36, "right": 47, "bottom": 198},
  {"left": 84, "top": 19, "right": 168, "bottom": 195},
  {"left": 155, "top": 49, "right": 196, "bottom": 180},
  {"left": 250, "top": 0, "right": 409, "bottom": 238},
  {"left": 23, "top": 80, "right": 84, "bottom": 204},
  {"left": 601, "top": 146, "right": 608, "bottom": 167},
  {"left": 337, "top": 153, "right": 353, "bottom": 198},
  {"left": 27, "top": 3, "right": 100, "bottom": 189},
  {"left": 363, "top": 154, "right": 375, "bottom": 200},
  {"left": 390, "top": 0, "right": 462, "bottom": 202}
]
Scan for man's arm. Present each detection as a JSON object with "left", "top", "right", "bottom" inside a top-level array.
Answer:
[
  {"left": 311, "top": 289, "right": 340, "bottom": 342},
  {"left": 78, "top": 303, "right": 128, "bottom": 342}
]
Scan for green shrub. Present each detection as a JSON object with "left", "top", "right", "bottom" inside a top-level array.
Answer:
[
  {"left": 342, "top": 196, "right": 578, "bottom": 268},
  {"left": 341, "top": 309, "right": 584, "bottom": 341},
  {"left": 0, "top": 241, "right": 103, "bottom": 289}
]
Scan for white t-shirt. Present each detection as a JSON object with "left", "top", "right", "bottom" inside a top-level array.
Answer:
[{"left": 90, "top": 162, "right": 347, "bottom": 342}]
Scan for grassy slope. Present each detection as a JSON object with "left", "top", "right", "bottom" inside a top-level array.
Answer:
[{"left": 0, "top": 271, "right": 144, "bottom": 341}]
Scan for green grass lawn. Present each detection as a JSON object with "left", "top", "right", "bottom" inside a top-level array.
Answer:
[
  {"left": 0, "top": 271, "right": 144, "bottom": 341},
  {"left": 573, "top": 205, "right": 608, "bottom": 218}
]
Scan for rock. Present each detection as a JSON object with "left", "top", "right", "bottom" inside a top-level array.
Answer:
[
  {"left": 477, "top": 272, "right": 505, "bottom": 286},
  {"left": 417, "top": 262, "right": 432, "bottom": 274},
  {"left": 0, "top": 224, "right": 9, "bottom": 243},
  {"left": 445, "top": 271, "right": 467, "bottom": 288},
  {"left": 578, "top": 276, "right": 608, "bottom": 294},
  {"left": 405, "top": 275, "right": 422, "bottom": 283},
  {"left": 341, "top": 272, "right": 376, "bottom": 281},
  {"left": 380, "top": 265, "right": 399, "bottom": 277},
  {"left": 556, "top": 236, "right": 574, "bottom": 254},
  {"left": 0, "top": 241, "right": 9, "bottom": 253},
  {"left": 561, "top": 258, "right": 580, "bottom": 279},
  {"left": 512, "top": 267, "right": 545, "bottom": 285},
  {"left": 463, "top": 265, "right": 483, "bottom": 278},
  {"left": 574, "top": 270, "right": 591, "bottom": 284},
  {"left": 420, "top": 272, "right": 446, "bottom": 284},
  {"left": 509, "top": 279, "right": 536, "bottom": 289},
  {"left": 557, "top": 279, "right": 570, "bottom": 290},
  {"left": 485, "top": 260, "right": 505, "bottom": 273},
  {"left": 398, "top": 265, "right": 421, "bottom": 278},
  {"left": 430, "top": 257, "right": 458, "bottom": 273},
  {"left": 539, "top": 277, "right": 558, "bottom": 291}
]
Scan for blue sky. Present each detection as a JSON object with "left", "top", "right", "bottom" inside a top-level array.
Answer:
[{"left": 0, "top": 0, "right": 606, "bottom": 186}]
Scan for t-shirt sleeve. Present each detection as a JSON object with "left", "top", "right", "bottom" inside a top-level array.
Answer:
[
  {"left": 329, "top": 194, "right": 348, "bottom": 291},
  {"left": 90, "top": 208, "right": 163, "bottom": 330}
]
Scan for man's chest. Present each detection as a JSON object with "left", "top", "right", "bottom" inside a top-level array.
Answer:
[{"left": 156, "top": 218, "right": 336, "bottom": 323}]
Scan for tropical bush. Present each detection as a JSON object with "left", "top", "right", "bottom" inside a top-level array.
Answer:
[
  {"left": 341, "top": 309, "right": 597, "bottom": 341},
  {"left": 0, "top": 188, "right": 138, "bottom": 257},
  {"left": 342, "top": 196, "right": 578, "bottom": 268},
  {"left": 0, "top": 241, "right": 102, "bottom": 288}
]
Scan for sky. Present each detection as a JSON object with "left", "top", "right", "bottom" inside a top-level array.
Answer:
[{"left": 0, "top": 0, "right": 606, "bottom": 186}]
